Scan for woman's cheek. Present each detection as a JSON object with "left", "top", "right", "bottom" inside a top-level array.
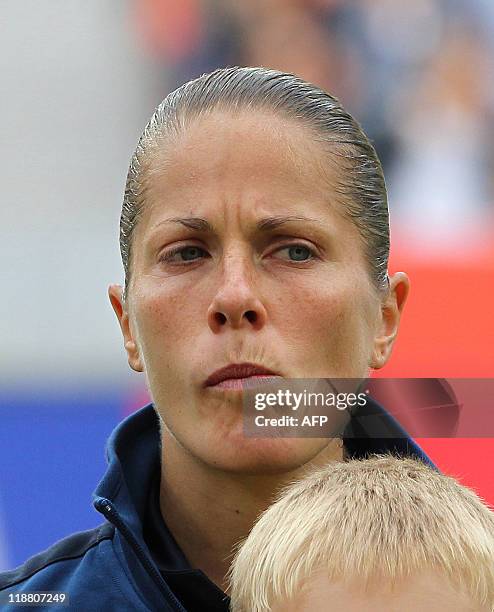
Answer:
[{"left": 137, "top": 288, "right": 185, "bottom": 334}]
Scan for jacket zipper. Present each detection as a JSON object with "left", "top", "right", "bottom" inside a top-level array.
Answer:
[{"left": 95, "top": 497, "right": 187, "bottom": 612}]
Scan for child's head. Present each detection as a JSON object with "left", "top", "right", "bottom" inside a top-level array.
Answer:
[{"left": 228, "top": 456, "right": 494, "bottom": 611}]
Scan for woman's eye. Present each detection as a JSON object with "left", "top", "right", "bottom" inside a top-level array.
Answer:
[
  {"left": 160, "top": 245, "right": 208, "bottom": 264},
  {"left": 273, "top": 244, "right": 315, "bottom": 262}
]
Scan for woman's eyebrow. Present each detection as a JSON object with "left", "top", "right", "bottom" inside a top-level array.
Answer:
[
  {"left": 256, "top": 215, "right": 325, "bottom": 231},
  {"left": 153, "top": 215, "right": 325, "bottom": 233}
]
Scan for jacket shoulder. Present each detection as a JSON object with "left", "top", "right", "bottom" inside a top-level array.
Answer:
[{"left": 0, "top": 522, "right": 115, "bottom": 591}]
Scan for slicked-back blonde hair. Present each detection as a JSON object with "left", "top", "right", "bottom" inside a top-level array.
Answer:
[{"left": 228, "top": 456, "right": 494, "bottom": 611}]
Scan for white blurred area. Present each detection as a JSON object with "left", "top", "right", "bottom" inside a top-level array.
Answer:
[{"left": 1, "top": 1, "right": 167, "bottom": 385}]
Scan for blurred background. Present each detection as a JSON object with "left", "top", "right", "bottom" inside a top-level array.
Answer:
[{"left": 1, "top": 0, "right": 493, "bottom": 570}]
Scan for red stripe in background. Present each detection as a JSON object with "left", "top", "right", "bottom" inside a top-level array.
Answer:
[
  {"left": 417, "top": 439, "right": 494, "bottom": 508},
  {"left": 379, "top": 240, "right": 494, "bottom": 505}
]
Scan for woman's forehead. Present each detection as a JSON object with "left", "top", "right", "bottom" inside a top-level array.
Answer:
[
  {"left": 153, "top": 109, "right": 329, "bottom": 177},
  {"left": 141, "top": 109, "right": 341, "bottom": 225}
]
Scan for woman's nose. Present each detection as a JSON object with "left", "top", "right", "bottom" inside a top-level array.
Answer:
[{"left": 206, "top": 257, "right": 268, "bottom": 333}]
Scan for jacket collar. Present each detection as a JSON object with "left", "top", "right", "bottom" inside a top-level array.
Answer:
[{"left": 93, "top": 403, "right": 161, "bottom": 537}]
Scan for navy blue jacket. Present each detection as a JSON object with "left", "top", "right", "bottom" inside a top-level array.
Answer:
[{"left": 0, "top": 402, "right": 434, "bottom": 611}]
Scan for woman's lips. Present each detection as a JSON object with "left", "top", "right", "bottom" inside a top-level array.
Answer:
[
  {"left": 209, "top": 375, "right": 284, "bottom": 390},
  {"left": 204, "top": 362, "right": 282, "bottom": 387}
]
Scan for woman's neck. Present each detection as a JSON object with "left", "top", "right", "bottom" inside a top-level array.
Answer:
[{"left": 159, "top": 429, "right": 344, "bottom": 593}]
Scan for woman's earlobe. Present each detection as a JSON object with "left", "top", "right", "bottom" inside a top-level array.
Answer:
[
  {"left": 370, "top": 345, "right": 387, "bottom": 370},
  {"left": 125, "top": 339, "right": 144, "bottom": 373},
  {"left": 108, "top": 284, "right": 144, "bottom": 373},
  {"left": 371, "top": 272, "right": 410, "bottom": 369}
]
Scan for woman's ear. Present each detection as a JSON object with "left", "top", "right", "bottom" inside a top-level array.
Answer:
[
  {"left": 108, "top": 284, "right": 144, "bottom": 372},
  {"left": 370, "top": 272, "right": 410, "bottom": 369}
]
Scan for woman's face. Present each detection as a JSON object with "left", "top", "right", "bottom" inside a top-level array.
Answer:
[{"left": 110, "top": 110, "right": 396, "bottom": 473}]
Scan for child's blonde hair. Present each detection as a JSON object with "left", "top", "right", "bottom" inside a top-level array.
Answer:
[{"left": 228, "top": 456, "right": 494, "bottom": 611}]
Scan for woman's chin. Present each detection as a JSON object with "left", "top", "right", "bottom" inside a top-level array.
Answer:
[{"left": 202, "top": 426, "right": 331, "bottom": 475}]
